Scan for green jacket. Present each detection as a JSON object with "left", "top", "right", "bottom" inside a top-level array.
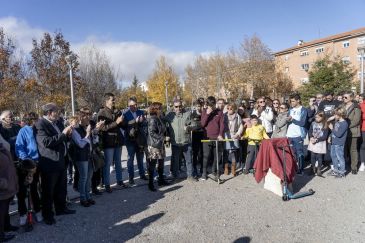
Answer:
[
  {"left": 346, "top": 103, "right": 361, "bottom": 138},
  {"left": 164, "top": 111, "right": 191, "bottom": 145}
]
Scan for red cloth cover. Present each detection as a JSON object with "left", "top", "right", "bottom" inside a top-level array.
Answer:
[{"left": 254, "top": 138, "right": 297, "bottom": 184}]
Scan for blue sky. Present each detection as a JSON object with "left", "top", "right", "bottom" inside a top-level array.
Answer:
[{"left": 0, "top": 0, "right": 364, "bottom": 82}]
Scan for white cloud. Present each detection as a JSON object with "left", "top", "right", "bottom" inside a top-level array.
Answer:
[
  {"left": 0, "top": 16, "right": 45, "bottom": 52},
  {"left": 73, "top": 39, "right": 207, "bottom": 86},
  {"left": 0, "top": 16, "right": 211, "bottom": 86}
]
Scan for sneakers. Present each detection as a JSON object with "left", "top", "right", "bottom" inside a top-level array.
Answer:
[
  {"left": 35, "top": 212, "right": 43, "bottom": 222},
  {"left": 242, "top": 169, "right": 249, "bottom": 175},
  {"left": 129, "top": 178, "right": 135, "bottom": 185},
  {"left": 187, "top": 176, "right": 197, "bottom": 182},
  {"left": 19, "top": 215, "right": 27, "bottom": 226},
  {"left": 117, "top": 181, "right": 128, "bottom": 188},
  {"left": 359, "top": 163, "right": 365, "bottom": 172},
  {"left": 335, "top": 173, "right": 345, "bottom": 179}
]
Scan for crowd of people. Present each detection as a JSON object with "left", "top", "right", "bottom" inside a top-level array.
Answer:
[{"left": 0, "top": 90, "right": 365, "bottom": 242}]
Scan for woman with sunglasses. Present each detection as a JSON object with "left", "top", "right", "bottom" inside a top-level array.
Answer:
[
  {"left": 223, "top": 103, "right": 244, "bottom": 176},
  {"left": 272, "top": 99, "right": 280, "bottom": 115},
  {"left": 71, "top": 108, "right": 104, "bottom": 207},
  {"left": 272, "top": 103, "right": 290, "bottom": 138},
  {"left": 252, "top": 97, "right": 274, "bottom": 137}
]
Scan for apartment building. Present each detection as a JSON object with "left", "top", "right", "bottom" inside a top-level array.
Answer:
[{"left": 275, "top": 27, "right": 365, "bottom": 89}]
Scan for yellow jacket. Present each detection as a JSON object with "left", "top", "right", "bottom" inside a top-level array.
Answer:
[{"left": 243, "top": 124, "right": 269, "bottom": 145}]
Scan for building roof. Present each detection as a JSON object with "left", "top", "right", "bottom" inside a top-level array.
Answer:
[{"left": 275, "top": 27, "right": 365, "bottom": 56}]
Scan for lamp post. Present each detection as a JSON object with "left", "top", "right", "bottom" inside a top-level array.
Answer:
[
  {"left": 358, "top": 45, "right": 365, "bottom": 94},
  {"left": 65, "top": 54, "right": 76, "bottom": 116},
  {"left": 165, "top": 80, "right": 169, "bottom": 111}
]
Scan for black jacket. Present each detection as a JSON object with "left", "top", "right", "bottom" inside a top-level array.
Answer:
[
  {"left": 35, "top": 118, "right": 67, "bottom": 173},
  {"left": 70, "top": 126, "right": 91, "bottom": 162},
  {"left": 147, "top": 116, "right": 166, "bottom": 149},
  {"left": 97, "top": 107, "right": 124, "bottom": 148}
]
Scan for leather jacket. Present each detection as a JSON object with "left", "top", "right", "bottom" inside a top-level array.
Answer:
[{"left": 147, "top": 115, "right": 166, "bottom": 149}]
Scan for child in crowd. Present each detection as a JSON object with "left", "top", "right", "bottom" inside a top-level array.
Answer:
[
  {"left": 242, "top": 115, "right": 269, "bottom": 174},
  {"left": 328, "top": 107, "right": 348, "bottom": 178},
  {"left": 307, "top": 112, "right": 329, "bottom": 176}
]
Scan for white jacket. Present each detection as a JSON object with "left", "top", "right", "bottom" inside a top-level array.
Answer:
[{"left": 252, "top": 107, "right": 274, "bottom": 133}]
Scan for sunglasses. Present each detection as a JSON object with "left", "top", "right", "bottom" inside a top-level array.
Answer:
[{"left": 174, "top": 105, "right": 182, "bottom": 108}]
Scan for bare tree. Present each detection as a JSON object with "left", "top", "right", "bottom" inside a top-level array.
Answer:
[{"left": 78, "top": 45, "right": 119, "bottom": 112}]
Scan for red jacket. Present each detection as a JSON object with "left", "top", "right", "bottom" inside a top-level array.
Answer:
[
  {"left": 201, "top": 109, "right": 224, "bottom": 139},
  {"left": 360, "top": 101, "right": 365, "bottom": 131},
  {"left": 254, "top": 138, "right": 297, "bottom": 184}
]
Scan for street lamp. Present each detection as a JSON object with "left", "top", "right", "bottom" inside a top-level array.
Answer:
[
  {"left": 358, "top": 45, "right": 365, "bottom": 94},
  {"left": 165, "top": 80, "right": 169, "bottom": 111},
  {"left": 65, "top": 54, "right": 77, "bottom": 116}
]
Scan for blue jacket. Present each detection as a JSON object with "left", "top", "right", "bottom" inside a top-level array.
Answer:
[
  {"left": 15, "top": 125, "right": 39, "bottom": 161},
  {"left": 122, "top": 109, "right": 144, "bottom": 143}
]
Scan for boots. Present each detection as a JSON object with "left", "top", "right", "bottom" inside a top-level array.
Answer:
[
  {"left": 224, "top": 163, "right": 229, "bottom": 175},
  {"left": 148, "top": 168, "right": 156, "bottom": 192},
  {"left": 232, "top": 162, "right": 236, "bottom": 177},
  {"left": 316, "top": 166, "right": 322, "bottom": 176}
]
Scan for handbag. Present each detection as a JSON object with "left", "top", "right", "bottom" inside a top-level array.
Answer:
[{"left": 91, "top": 149, "right": 105, "bottom": 172}]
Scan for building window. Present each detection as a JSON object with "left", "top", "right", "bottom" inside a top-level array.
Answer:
[
  {"left": 301, "top": 64, "right": 309, "bottom": 70},
  {"left": 342, "top": 56, "right": 350, "bottom": 64},
  {"left": 285, "top": 67, "right": 289, "bottom": 73},
  {"left": 343, "top": 41, "right": 350, "bottom": 48},
  {"left": 300, "top": 50, "right": 309, "bottom": 56},
  {"left": 358, "top": 36, "right": 365, "bottom": 45},
  {"left": 284, "top": 55, "right": 289, "bottom": 61},
  {"left": 300, "top": 78, "right": 309, "bottom": 84},
  {"left": 316, "top": 47, "right": 324, "bottom": 54}
]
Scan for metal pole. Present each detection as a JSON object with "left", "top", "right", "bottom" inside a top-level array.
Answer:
[
  {"left": 361, "top": 51, "right": 364, "bottom": 94},
  {"left": 165, "top": 80, "right": 169, "bottom": 111},
  {"left": 69, "top": 67, "right": 75, "bottom": 116}
]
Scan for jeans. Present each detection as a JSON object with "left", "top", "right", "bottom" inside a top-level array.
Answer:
[
  {"left": 76, "top": 161, "right": 93, "bottom": 201},
  {"left": 126, "top": 142, "right": 145, "bottom": 179},
  {"left": 331, "top": 145, "right": 345, "bottom": 175},
  {"left": 171, "top": 144, "right": 193, "bottom": 177},
  {"left": 103, "top": 147, "right": 123, "bottom": 186},
  {"left": 288, "top": 136, "right": 304, "bottom": 160}
]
